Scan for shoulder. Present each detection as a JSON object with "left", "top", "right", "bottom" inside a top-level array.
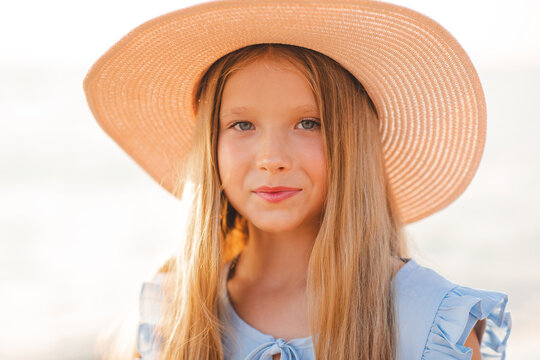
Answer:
[
  {"left": 394, "top": 259, "right": 512, "bottom": 360},
  {"left": 135, "top": 272, "right": 168, "bottom": 360}
]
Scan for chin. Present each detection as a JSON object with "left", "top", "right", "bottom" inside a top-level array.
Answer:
[{"left": 251, "top": 218, "right": 303, "bottom": 234}]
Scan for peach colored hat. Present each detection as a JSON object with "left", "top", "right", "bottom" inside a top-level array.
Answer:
[{"left": 83, "top": 0, "right": 486, "bottom": 224}]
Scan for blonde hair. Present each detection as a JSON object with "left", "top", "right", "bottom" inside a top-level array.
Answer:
[{"left": 140, "top": 43, "right": 409, "bottom": 359}]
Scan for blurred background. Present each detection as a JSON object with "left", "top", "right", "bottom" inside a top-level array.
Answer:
[{"left": 1, "top": 0, "right": 538, "bottom": 358}]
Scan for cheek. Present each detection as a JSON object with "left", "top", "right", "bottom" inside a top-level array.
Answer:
[
  {"left": 297, "top": 136, "right": 327, "bottom": 188},
  {"left": 310, "top": 143, "right": 328, "bottom": 211},
  {"left": 315, "top": 155, "right": 328, "bottom": 200},
  {"left": 217, "top": 136, "right": 250, "bottom": 187},
  {"left": 217, "top": 138, "right": 233, "bottom": 186},
  {"left": 216, "top": 139, "right": 227, "bottom": 181}
]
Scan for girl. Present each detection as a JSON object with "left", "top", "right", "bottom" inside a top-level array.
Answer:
[{"left": 84, "top": 1, "right": 511, "bottom": 359}]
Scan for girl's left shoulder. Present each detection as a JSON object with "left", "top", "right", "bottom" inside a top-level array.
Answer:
[{"left": 394, "top": 258, "right": 512, "bottom": 360}]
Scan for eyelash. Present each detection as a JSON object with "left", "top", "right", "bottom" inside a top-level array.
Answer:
[{"left": 229, "top": 118, "right": 321, "bottom": 131}]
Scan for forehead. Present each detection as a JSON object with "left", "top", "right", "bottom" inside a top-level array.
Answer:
[
  {"left": 222, "top": 103, "right": 319, "bottom": 117},
  {"left": 219, "top": 58, "right": 319, "bottom": 118}
]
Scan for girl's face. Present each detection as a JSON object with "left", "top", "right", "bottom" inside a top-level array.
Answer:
[{"left": 217, "top": 57, "right": 327, "bottom": 234}]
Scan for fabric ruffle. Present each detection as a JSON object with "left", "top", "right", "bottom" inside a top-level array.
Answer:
[
  {"left": 422, "top": 285, "right": 512, "bottom": 360},
  {"left": 135, "top": 274, "right": 166, "bottom": 360}
]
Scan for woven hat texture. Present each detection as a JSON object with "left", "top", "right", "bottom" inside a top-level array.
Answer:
[{"left": 83, "top": 0, "right": 486, "bottom": 224}]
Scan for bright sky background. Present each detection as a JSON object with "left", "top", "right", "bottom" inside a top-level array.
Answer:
[
  {"left": 0, "top": 0, "right": 539, "bottom": 69},
  {"left": 1, "top": 1, "right": 539, "bottom": 359}
]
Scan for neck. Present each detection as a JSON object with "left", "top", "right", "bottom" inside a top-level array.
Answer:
[{"left": 231, "top": 221, "right": 319, "bottom": 291}]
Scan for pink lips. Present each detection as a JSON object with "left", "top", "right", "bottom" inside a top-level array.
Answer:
[{"left": 253, "top": 186, "right": 302, "bottom": 203}]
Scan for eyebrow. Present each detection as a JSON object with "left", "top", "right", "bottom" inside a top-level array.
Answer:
[{"left": 220, "top": 104, "right": 319, "bottom": 118}]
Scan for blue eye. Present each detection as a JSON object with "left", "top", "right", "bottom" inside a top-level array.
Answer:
[
  {"left": 229, "top": 118, "right": 321, "bottom": 132},
  {"left": 297, "top": 118, "right": 321, "bottom": 130},
  {"left": 231, "top": 121, "right": 253, "bottom": 131}
]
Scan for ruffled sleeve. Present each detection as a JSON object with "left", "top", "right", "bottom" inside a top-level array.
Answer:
[
  {"left": 135, "top": 274, "right": 166, "bottom": 360},
  {"left": 422, "top": 285, "right": 512, "bottom": 360}
]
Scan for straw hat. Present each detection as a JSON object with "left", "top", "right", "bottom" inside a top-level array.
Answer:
[{"left": 83, "top": 0, "right": 486, "bottom": 224}]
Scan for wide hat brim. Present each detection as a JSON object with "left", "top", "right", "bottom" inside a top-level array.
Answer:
[{"left": 83, "top": 0, "right": 486, "bottom": 224}]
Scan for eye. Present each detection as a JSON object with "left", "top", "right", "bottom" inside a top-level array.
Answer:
[
  {"left": 297, "top": 118, "right": 321, "bottom": 130},
  {"left": 228, "top": 118, "right": 321, "bottom": 132},
  {"left": 230, "top": 121, "right": 254, "bottom": 131}
]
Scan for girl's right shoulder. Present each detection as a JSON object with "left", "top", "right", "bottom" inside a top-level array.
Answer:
[{"left": 135, "top": 272, "right": 168, "bottom": 360}]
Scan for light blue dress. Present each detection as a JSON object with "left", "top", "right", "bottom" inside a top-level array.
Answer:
[{"left": 136, "top": 258, "right": 511, "bottom": 359}]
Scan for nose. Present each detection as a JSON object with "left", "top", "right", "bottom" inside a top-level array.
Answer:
[{"left": 255, "top": 129, "right": 292, "bottom": 173}]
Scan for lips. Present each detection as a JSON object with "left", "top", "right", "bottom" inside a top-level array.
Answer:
[
  {"left": 252, "top": 186, "right": 302, "bottom": 203},
  {"left": 253, "top": 185, "right": 302, "bottom": 192}
]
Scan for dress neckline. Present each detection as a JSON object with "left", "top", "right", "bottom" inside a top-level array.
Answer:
[
  {"left": 221, "top": 257, "right": 418, "bottom": 347},
  {"left": 221, "top": 270, "right": 314, "bottom": 348}
]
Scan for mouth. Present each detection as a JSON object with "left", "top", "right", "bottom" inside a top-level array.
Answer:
[
  {"left": 253, "top": 185, "right": 302, "bottom": 192},
  {"left": 253, "top": 189, "right": 302, "bottom": 203}
]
